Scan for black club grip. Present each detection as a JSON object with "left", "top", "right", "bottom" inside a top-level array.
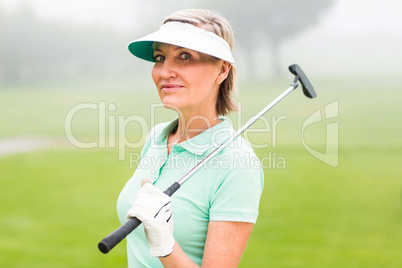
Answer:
[
  {"left": 98, "top": 182, "right": 180, "bottom": 254},
  {"left": 163, "top": 182, "right": 180, "bottom": 197},
  {"left": 98, "top": 217, "right": 141, "bottom": 253}
]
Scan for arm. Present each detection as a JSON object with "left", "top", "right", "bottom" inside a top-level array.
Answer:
[
  {"left": 160, "top": 221, "right": 253, "bottom": 268},
  {"left": 202, "top": 221, "right": 253, "bottom": 267}
]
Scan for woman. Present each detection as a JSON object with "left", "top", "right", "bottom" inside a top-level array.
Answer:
[{"left": 117, "top": 9, "right": 264, "bottom": 267}]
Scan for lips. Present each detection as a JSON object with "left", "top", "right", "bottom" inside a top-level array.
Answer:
[{"left": 161, "top": 84, "right": 184, "bottom": 92}]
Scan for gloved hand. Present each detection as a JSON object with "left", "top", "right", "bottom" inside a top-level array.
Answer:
[{"left": 127, "top": 179, "right": 175, "bottom": 257}]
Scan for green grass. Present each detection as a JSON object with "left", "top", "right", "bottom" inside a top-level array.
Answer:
[
  {"left": 241, "top": 147, "right": 402, "bottom": 268},
  {"left": 1, "top": 76, "right": 401, "bottom": 267},
  {"left": 0, "top": 148, "right": 134, "bottom": 267}
]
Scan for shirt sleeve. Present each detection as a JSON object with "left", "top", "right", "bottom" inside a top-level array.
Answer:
[{"left": 209, "top": 154, "right": 264, "bottom": 224}]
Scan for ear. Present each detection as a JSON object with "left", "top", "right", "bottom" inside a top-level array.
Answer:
[{"left": 216, "top": 61, "right": 231, "bottom": 84}]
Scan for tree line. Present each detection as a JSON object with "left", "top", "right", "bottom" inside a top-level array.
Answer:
[
  {"left": 0, "top": 1, "right": 334, "bottom": 85},
  {"left": 0, "top": 4, "right": 134, "bottom": 85}
]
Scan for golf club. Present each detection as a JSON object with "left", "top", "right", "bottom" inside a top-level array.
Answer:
[{"left": 98, "top": 64, "right": 317, "bottom": 254}]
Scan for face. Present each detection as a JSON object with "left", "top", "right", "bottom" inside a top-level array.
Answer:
[{"left": 151, "top": 43, "right": 226, "bottom": 116}]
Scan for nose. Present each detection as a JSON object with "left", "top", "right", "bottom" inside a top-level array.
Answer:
[{"left": 158, "top": 58, "right": 177, "bottom": 79}]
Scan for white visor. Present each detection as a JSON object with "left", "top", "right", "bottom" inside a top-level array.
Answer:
[{"left": 128, "top": 21, "right": 235, "bottom": 64}]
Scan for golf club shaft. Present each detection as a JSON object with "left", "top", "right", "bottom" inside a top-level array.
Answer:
[
  {"left": 178, "top": 83, "right": 298, "bottom": 185},
  {"left": 98, "top": 82, "right": 299, "bottom": 254}
]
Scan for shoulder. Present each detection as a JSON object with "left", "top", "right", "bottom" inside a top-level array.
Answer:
[
  {"left": 219, "top": 136, "right": 261, "bottom": 166},
  {"left": 208, "top": 137, "right": 264, "bottom": 224},
  {"left": 206, "top": 118, "right": 262, "bottom": 169}
]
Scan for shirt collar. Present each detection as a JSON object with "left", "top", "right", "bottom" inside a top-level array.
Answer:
[{"left": 154, "top": 117, "right": 235, "bottom": 156}]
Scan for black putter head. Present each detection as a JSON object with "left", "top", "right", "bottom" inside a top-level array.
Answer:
[{"left": 288, "top": 64, "right": 317, "bottom": 98}]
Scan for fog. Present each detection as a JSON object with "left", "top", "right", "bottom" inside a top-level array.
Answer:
[
  {"left": 0, "top": 0, "right": 401, "bottom": 84},
  {"left": 1, "top": 2, "right": 401, "bottom": 266},
  {"left": 281, "top": 0, "right": 402, "bottom": 77}
]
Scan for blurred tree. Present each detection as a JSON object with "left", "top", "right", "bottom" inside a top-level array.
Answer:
[
  {"left": 0, "top": 8, "right": 6, "bottom": 83},
  {"left": 130, "top": 0, "right": 197, "bottom": 35},
  {"left": 0, "top": 0, "right": 335, "bottom": 84},
  {"left": 0, "top": 3, "right": 132, "bottom": 85},
  {"left": 196, "top": 0, "right": 335, "bottom": 77}
]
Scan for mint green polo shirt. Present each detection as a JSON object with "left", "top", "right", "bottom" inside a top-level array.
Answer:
[{"left": 117, "top": 117, "right": 264, "bottom": 267}]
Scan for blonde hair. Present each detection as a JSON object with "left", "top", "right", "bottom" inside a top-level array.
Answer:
[{"left": 163, "top": 9, "right": 238, "bottom": 116}]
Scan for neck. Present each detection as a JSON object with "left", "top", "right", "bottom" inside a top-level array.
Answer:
[{"left": 171, "top": 109, "right": 221, "bottom": 144}]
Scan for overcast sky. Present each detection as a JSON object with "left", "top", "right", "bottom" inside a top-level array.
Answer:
[
  {"left": 281, "top": 0, "right": 402, "bottom": 76},
  {"left": 1, "top": 0, "right": 401, "bottom": 76},
  {"left": 2, "top": 0, "right": 400, "bottom": 34}
]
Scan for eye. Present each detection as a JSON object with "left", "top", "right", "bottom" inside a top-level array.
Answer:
[
  {"left": 178, "top": 53, "right": 191, "bottom": 61},
  {"left": 154, "top": 55, "right": 165, "bottom": 62}
]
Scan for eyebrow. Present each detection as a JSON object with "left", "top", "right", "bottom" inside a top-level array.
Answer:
[{"left": 153, "top": 46, "right": 186, "bottom": 53}]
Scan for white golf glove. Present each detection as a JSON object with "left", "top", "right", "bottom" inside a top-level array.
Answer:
[{"left": 127, "top": 180, "right": 175, "bottom": 257}]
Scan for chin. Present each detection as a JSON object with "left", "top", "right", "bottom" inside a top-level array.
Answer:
[{"left": 160, "top": 98, "right": 185, "bottom": 112}]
